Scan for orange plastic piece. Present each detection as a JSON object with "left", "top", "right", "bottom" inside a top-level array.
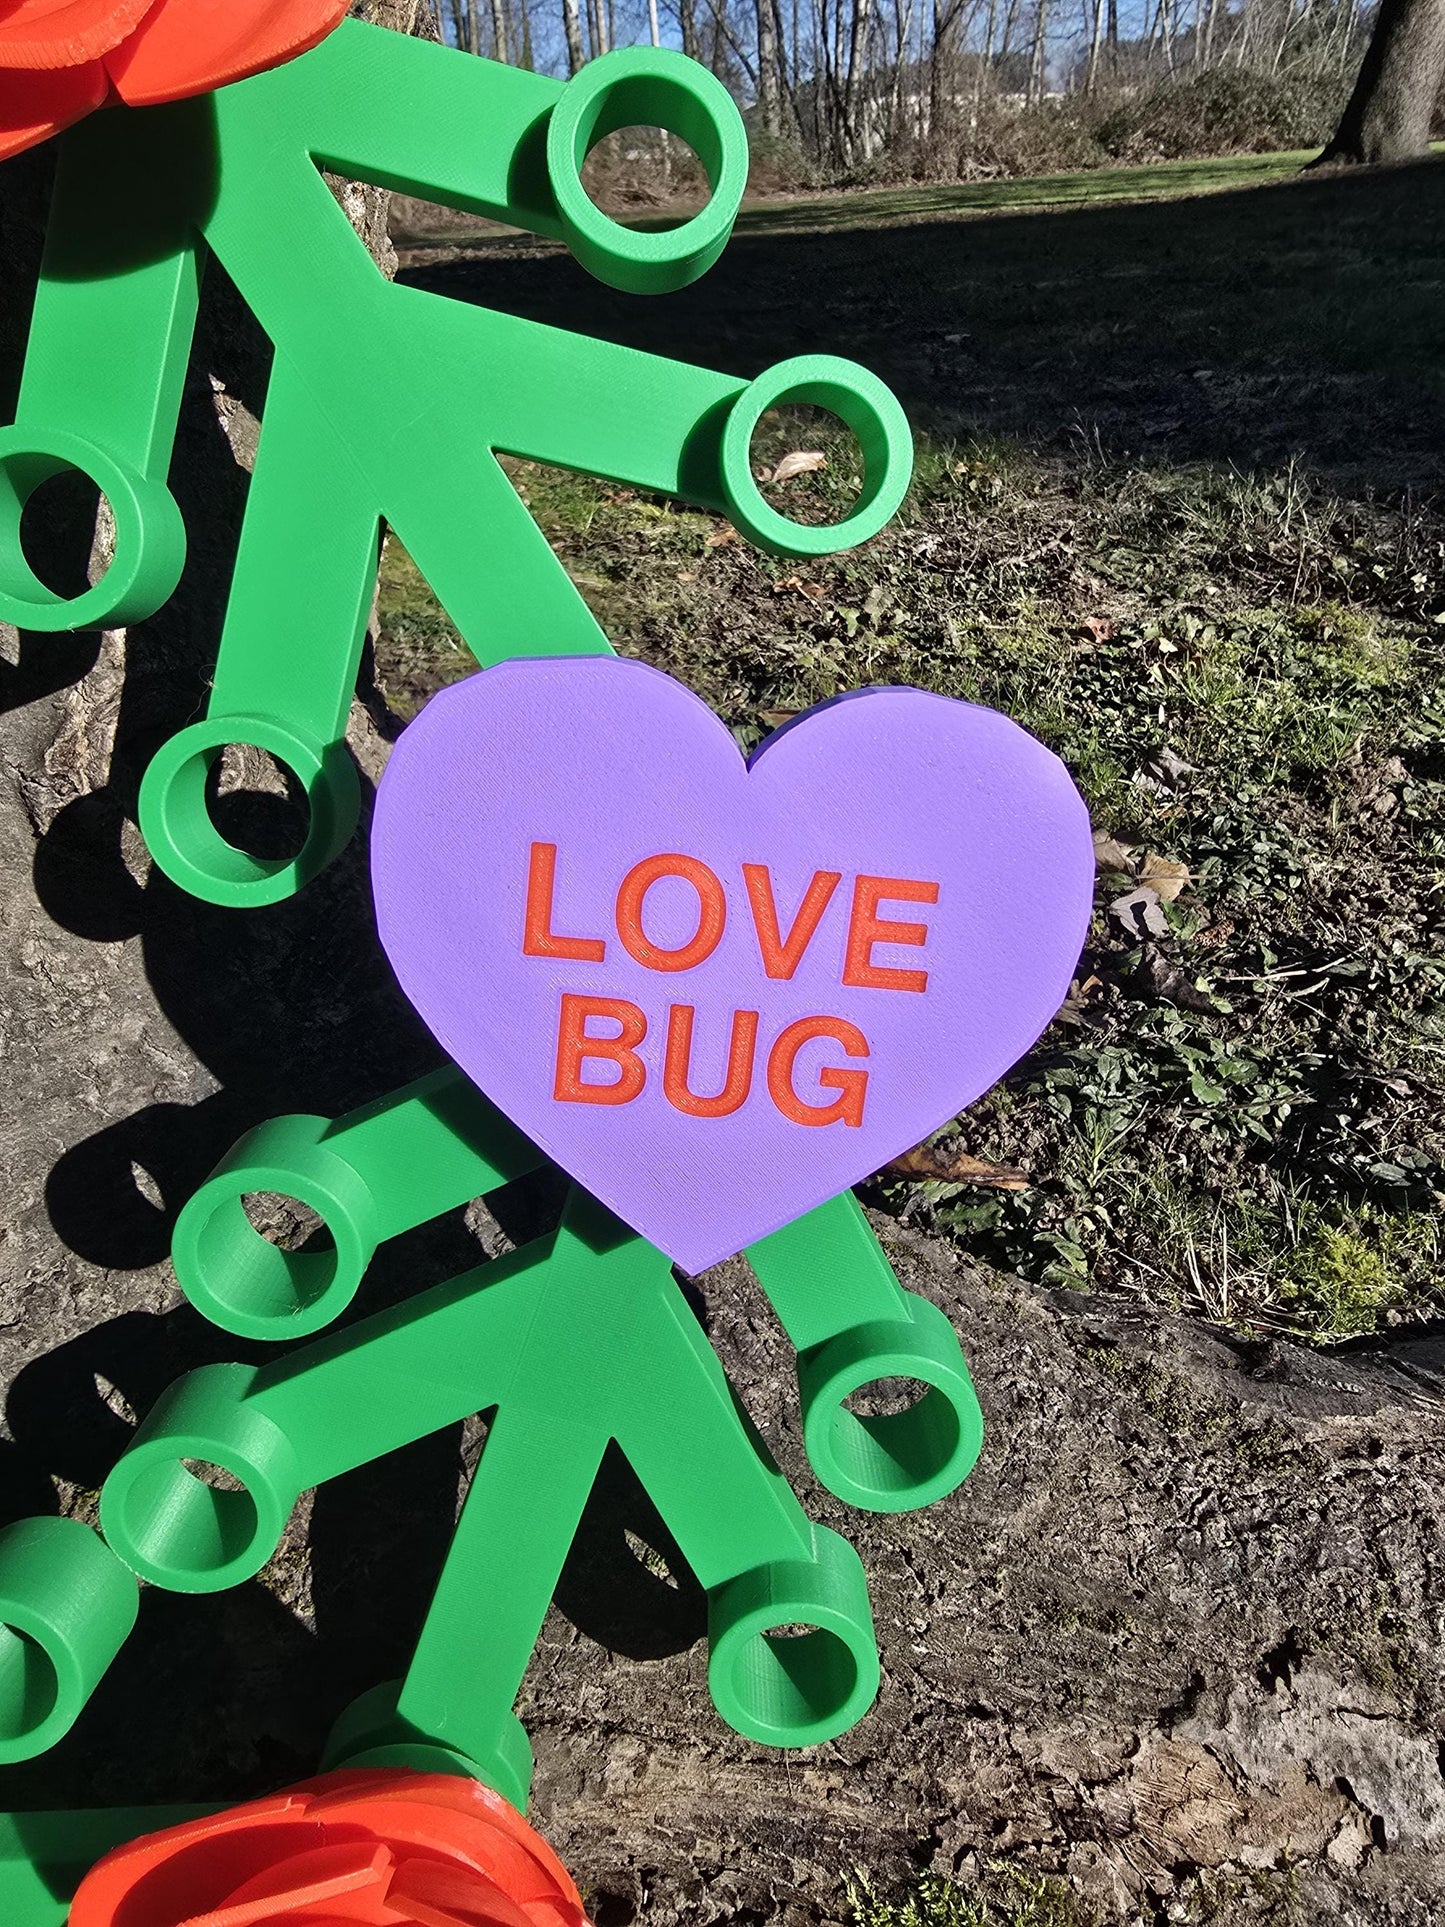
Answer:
[
  {"left": 0, "top": 57, "right": 106, "bottom": 155},
  {"left": 0, "top": 0, "right": 347, "bottom": 159},
  {"left": 67, "top": 1771, "right": 588, "bottom": 1927},
  {"left": 106, "top": 0, "right": 349, "bottom": 107}
]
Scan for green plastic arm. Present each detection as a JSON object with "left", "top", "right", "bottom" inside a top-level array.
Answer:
[
  {"left": 0, "top": 1072, "right": 972, "bottom": 1779},
  {"left": 133, "top": 29, "right": 911, "bottom": 907},
  {"left": 247, "top": 21, "right": 566, "bottom": 231},
  {"left": 171, "top": 1066, "right": 540, "bottom": 1338},
  {"left": 750, "top": 1193, "right": 985, "bottom": 1512},
  {"left": 0, "top": 110, "right": 198, "bottom": 632},
  {"left": 247, "top": 22, "right": 749, "bottom": 292},
  {"left": 168, "top": 1069, "right": 982, "bottom": 1512},
  {"left": 99, "top": 1192, "right": 883, "bottom": 1799}
]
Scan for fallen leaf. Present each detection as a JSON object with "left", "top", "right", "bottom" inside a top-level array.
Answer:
[
  {"left": 773, "top": 576, "right": 828, "bottom": 601},
  {"left": 1109, "top": 885, "right": 1169, "bottom": 941},
  {"left": 888, "top": 1143, "right": 1030, "bottom": 1189},
  {"left": 1079, "top": 615, "right": 1116, "bottom": 644},
  {"left": 1093, "top": 829, "right": 1137, "bottom": 873},
  {"left": 1194, "top": 919, "right": 1236, "bottom": 948},
  {"left": 1137, "top": 853, "right": 1191, "bottom": 902},
  {"left": 759, "top": 709, "right": 799, "bottom": 729},
  {"left": 676, "top": 570, "right": 698, "bottom": 584},
  {"left": 1141, "top": 949, "right": 1218, "bottom": 1012},
  {"left": 768, "top": 450, "right": 827, "bottom": 485},
  {"left": 705, "top": 525, "right": 738, "bottom": 549},
  {"left": 1145, "top": 747, "right": 1197, "bottom": 789},
  {"left": 1057, "top": 973, "right": 1104, "bottom": 1024}
]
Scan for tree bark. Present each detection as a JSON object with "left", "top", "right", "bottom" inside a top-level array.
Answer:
[
  {"left": 1085, "top": 0, "right": 1106, "bottom": 89},
  {"left": 1316, "top": 0, "right": 1445, "bottom": 163},
  {"left": 1027, "top": 0, "right": 1049, "bottom": 101},
  {"left": 561, "top": 0, "right": 586, "bottom": 73},
  {"left": 679, "top": 0, "right": 702, "bottom": 62},
  {"left": 756, "top": 0, "right": 784, "bottom": 134},
  {"left": 489, "top": 0, "right": 511, "bottom": 62}
]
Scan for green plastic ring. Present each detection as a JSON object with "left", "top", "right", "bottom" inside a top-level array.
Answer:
[
  {"left": 173, "top": 1115, "right": 381, "bottom": 1341},
  {"left": 798, "top": 1295, "right": 983, "bottom": 1513},
  {"left": 546, "top": 47, "right": 747, "bottom": 294},
  {"left": 138, "top": 712, "right": 360, "bottom": 907},
  {"left": 707, "top": 1527, "right": 880, "bottom": 1746},
  {"left": 719, "top": 355, "right": 913, "bottom": 558},
  {"left": 0, "top": 1518, "right": 139, "bottom": 1763},
  {"left": 100, "top": 1363, "right": 302, "bottom": 1593},
  {"left": 0, "top": 427, "right": 184, "bottom": 631}
]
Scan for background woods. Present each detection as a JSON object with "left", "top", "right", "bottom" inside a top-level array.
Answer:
[{"left": 426, "top": 0, "right": 1443, "bottom": 181}]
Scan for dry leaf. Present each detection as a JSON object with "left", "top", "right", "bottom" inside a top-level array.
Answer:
[
  {"left": 768, "top": 450, "right": 827, "bottom": 485},
  {"left": 773, "top": 576, "right": 828, "bottom": 601},
  {"left": 1194, "top": 919, "right": 1236, "bottom": 949},
  {"left": 705, "top": 525, "right": 738, "bottom": 549},
  {"left": 1079, "top": 615, "right": 1116, "bottom": 644},
  {"left": 1146, "top": 747, "right": 1197, "bottom": 788},
  {"left": 676, "top": 570, "right": 698, "bottom": 584},
  {"left": 1137, "top": 853, "right": 1191, "bottom": 902},
  {"left": 1057, "top": 973, "right": 1104, "bottom": 1024},
  {"left": 888, "top": 1143, "right": 1030, "bottom": 1189},
  {"left": 759, "top": 709, "right": 799, "bottom": 729},
  {"left": 1109, "top": 885, "right": 1169, "bottom": 941},
  {"left": 1142, "top": 951, "right": 1218, "bottom": 1012},
  {"left": 1093, "top": 829, "right": 1137, "bottom": 873}
]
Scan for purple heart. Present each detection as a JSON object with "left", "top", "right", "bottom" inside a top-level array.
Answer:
[{"left": 371, "top": 658, "right": 1094, "bottom": 1272}]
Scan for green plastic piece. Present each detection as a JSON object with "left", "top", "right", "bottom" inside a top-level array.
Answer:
[
  {"left": 0, "top": 1519, "right": 138, "bottom": 1765},
  {"left": 45, "top": 1067, "right": 981, "bottom": 1802},
  {"left": 0, "top": 1805, "right": 215, "bottom": 1927},
  {"left": 0, "top": 21, "right": 913, "bottom": 907}
]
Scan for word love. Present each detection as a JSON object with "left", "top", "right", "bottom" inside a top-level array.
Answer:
[
  {"left": 373, "top": 657, "right": 1094, "bottom": 1271},
  {"left": 524, "top": 839, "right": 940, "bottom": 1126}
]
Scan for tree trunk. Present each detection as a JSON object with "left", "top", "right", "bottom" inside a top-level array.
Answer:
[
  {"left": 1085, "top": 0, "right": 1106, "bottom": 89},
  {"left": 489, "top": 0, "right": 511, "bottom": 62},
  {"left": 561, "top": 0, "right": 586, "bottom": 72},
  {"left": 1028, "top": 0, "right": 1049, "bottom": 100},
  {"left": 1201, "top": 0, "right": 1221, "bottom": 65},
  {"left": 756, "top": 0, "right": 784, "bottom": 134},
  {"left": 1316, "top": 0, "right": 1445, "bottom": 161},
  {"left": 679, "top": 0, "right": 702, "bottom": 61}
]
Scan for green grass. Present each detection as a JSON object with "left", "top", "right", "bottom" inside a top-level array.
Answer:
[
  {"left": 381, "top": 152, "right": 1445, "bottom": 1345},
  {"left": 849, "top": 1869, "right": 1094, "bottom": 1927},
  {"left": 730, "top": 149, "right": 1326, "bottom": 236}
]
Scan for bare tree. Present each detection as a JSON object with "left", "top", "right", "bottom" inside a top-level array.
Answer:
[
  {"left": 1316, "top": 0, "right": 1445, "bottom": 160},
  {"left": 757, "top": 0, "right": 784, "bottom": 132},
  {"left": 561, "top": 0, "right": 586, "bottom": 70},
  {"left": 1085, "top": 0, "right": 1106, "bottom": 88},
  {"left": 1028, "top": 0, "right": 1050, "bottom": 100}
]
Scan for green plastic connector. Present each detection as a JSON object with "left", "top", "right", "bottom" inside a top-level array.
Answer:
[
  {"left": 0, "top": 22, "right": 913, "bottom": 907},
  {"left": 169, "top": 1065, "right": 982, "bottom": 1512},
  {"left": 0, "top": 1520, "right": 138, "bottom": 1765},
  {"left": 0, "top": 1067, "right": 984, "bottom": 1796}
]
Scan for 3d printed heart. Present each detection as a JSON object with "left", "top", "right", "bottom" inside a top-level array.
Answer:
[{"left": 372, "top": 656, "right": 1094, "bottom": 1272}]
